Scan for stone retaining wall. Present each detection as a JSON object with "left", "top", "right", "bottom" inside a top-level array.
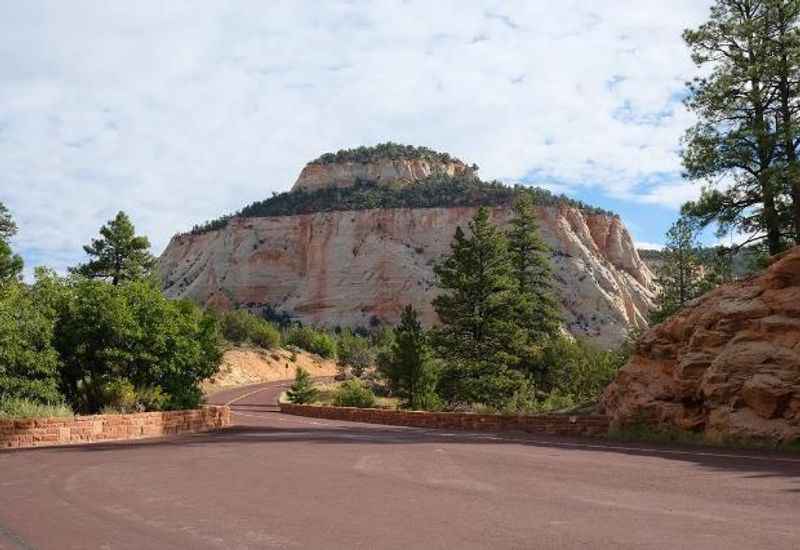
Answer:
[
  {"left": 0, "top": 406, "right": 231, "bottom": 449},
  {"left": 280, "top": 403, "right": 609, "bottom": 437}
]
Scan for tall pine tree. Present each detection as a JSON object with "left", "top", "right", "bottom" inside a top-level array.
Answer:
[
  {"left": 73, "top": 211, "right": 155, "bottom": 285},
  {"left": 651, "top": 218, "right": 713, "bottom": 324},
  {"left": 681, "top": 0, "right": 790, "bottom": 255},
  {"left": 507, "top": 193, "right": 561, "bottom": 341},
  {"left": 432, "top": 207, "right": 522, "bottom": 367}
]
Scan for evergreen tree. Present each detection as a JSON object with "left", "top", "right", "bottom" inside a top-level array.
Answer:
[
  {"left": 431, "top": 207, "right": 521, "bottom": 367},
  {"left": 73, "top": 211, "right": 155, "bottom": 285},
  {"left": 431, "top": 207, "right": 527, "bottom": 408},
  {"left": 651, "top": 218, "right": 711, "bottom": 324},
  {"left": 507, "top": 193, "right": 561, "bottom": 341},
  {"left": 766, "top": 0, "right": 800, "bottom": 242},
  {"left": 286, "top": 367, "right": 318, "bottom": 404},
  {"left": 681, "top": 0, "right": 791, "bottom": 255},
  {"left": 0, "top": 202, "right": 23, "bottom": 284},
  {"left": 384, "top": 305, "right": 438, "bottom": 410}
]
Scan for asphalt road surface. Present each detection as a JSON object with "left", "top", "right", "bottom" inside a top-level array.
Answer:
[{"left": 1, "top": 380, "right": 799, "bottom": 549}]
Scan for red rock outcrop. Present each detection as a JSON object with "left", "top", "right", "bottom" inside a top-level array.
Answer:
[
  {"left": 159, "top": 205, "right": 655, "bottom": 348},
  {"left": 602, "top": 247, "right": 800, "bottom": 443}
]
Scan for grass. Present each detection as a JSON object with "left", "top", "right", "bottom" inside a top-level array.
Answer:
[{"left": 0, "top": 397, "right": 74, "bottom": 419}]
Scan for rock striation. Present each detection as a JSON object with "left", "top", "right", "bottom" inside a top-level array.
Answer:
[
  {"left": 602, "top": 246, "right": 800, "bottom": 443},
  {"left": 159, "top": 204, "right": 655, "bottom": 348},
  {"left": 292, "top": 158, "right": 474, "bottom": 192}
]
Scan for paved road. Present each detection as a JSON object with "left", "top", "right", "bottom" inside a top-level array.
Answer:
[{"left": 1, "top": 381, "right": 799, "bottom": 549}]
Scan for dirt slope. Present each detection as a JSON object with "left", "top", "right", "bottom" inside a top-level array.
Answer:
[{"left": 203, "top": 347, "right": 338, "bottom": 394}]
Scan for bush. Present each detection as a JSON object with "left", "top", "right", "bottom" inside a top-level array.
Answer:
[
  {"left": 286, "top": 367, "right": 318, "bottom": 404},
  {"left": 336, "top": 330, "right": 373, "bottom": 377},
  {"left": 0, "top": 281, "right": 63, "bottom": 404},
  {"left": 220, "top": 309, "right": 281, "bottom": 349},
  {"left": 43, "top": 275, "right": 223, "bottom": 413},
  {"left": 0, "top": 397, "right": 73, "bottom": 419},
  {"left": 284, "top": 326, "right": 337, "bottom": 359},
  {"left": 333, "top": 379, "right": 377, "bottom": 408},
  {"left": 436, "top": 362, "right": 527, "bottom": 410},
  {"left": 101, "top": 378, "right": 138, "bottom": 413},
  {"left": 538, "top": 336, "right": 628, "bottom": 403}
]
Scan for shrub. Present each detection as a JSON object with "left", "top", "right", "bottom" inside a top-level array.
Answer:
[
  {"left": 286, "top": 367, "right": 318, "bottom": 404},
  {"left": 336, "top": 330, "right": 374, "bottom": 377},
  {"left": 0, "top": 281, "right": 62, "bottom": 404},
  {"left": 538, "top": 336, "right": 627, "bottom": 403},
  {"left": 333, "top": 379, "right": 377, "bottom": 408},
  {"left": 284, "top": 326, "right": 337, "bottom": 359},
  {"left": 220, "top": 309, "right": 280, "bottom": 349},
  {"left": 101, "top": 378, "right": 138, "bottom": 413},
  {"left": 0, "top": 397, "right": 73, "bottom": 419}
]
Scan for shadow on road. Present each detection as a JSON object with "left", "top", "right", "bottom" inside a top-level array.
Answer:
[{"left": 11, "top": 421, "right": 800, "bottom": 490}]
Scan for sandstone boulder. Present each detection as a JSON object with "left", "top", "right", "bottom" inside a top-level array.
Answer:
[{"left": 602, "top": 247, "right": 800, "bottom": 443}]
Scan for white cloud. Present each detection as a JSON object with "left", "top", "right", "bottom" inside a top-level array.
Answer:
[
  {"left": 0, "top": 0, "right": 713, "bottom": 274},
  {"left": 634, "top": 241, "right": 664, "bottom": 250}
]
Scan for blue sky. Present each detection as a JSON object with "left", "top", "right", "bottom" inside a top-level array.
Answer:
[{"left": 1, "top": 1, "right": 716, "bottom": 276}]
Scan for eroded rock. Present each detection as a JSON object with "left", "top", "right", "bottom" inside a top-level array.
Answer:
[{"left": 603, "top": 247, "right": 800, "bottom": 443}]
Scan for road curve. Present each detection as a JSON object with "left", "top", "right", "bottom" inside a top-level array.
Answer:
[{"left": 1, "top": 380, "right": 799, "bottom": 549}]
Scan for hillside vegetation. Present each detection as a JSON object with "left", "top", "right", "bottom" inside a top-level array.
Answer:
[
  {"left": 188, "top": 175, "right": 617, "bottom": 235},
  {"left": 310, "top": 142, "right": 464, "bottom": 165}
]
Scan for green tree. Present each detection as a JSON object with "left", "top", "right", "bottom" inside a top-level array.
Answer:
[
  {"left": 383, "top": 305, "right": 438, "bottom": 410},
  {"left": 507, "top": 194, "right": 562, "bottom": 383},
  {"left": 651, "top": 218, "right": 710, "bottom": 324},
  {"left": 0, "top": 203, "right": 23, "bottom": 284},
  {"left": 432, "top": 207, "right": 521, "bottom": 366},
  {"left": 431, "top": 207, "right": 528, "bottom": 408},
  {"left": 46, "top": 275, "right": 222, "bottom": 413},
  {"left": 765, "top": 0, "right": 800, "bottom": 242},
  {"left": 0, "top": 282, "right": 62, "bottom": 404},
  {"left": 286, "top": 367, "right": 318, "bottom": 404},
  {"left": 681, "top": 0, "right": 790, "bottom": 255},
  {"left": 73, "top": 211, "right": 155, "bottom": 285}
]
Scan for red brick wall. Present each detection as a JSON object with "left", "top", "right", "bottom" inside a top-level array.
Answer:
[
  {"left": 280, "top": 403, "right": 609, "bottom": 437},
  {"left": 0, "top": 406, "right": 231, "bottom": 449}
]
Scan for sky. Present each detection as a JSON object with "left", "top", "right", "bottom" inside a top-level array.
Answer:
[{"left": 1, "top": 0, "right": 717, "bottom": 277}]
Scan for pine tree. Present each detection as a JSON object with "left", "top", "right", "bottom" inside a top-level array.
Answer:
[
  {"left": 431, "top": 207, "right": 521, "bottom": 367},
  {"left": 651, "top": 218, "right": 709, "bottom": 324},
  {"left": 384, "top": 305, "right": 438, "bottom": 410},
  {"left": 0, "top": 203, "right": 23, "bottom": 284},
  {"left": 507, "top": 193, "right": 561, "bottom": 341},
  {"left": 681, "top": 0, "right": 790, "bottom": 255},
  {"left": 766, "top": 0, "right": 800, "bottom": 242},
  {"left": 73, "top": 211, "right": 155, "bottom": 285},
  {"left": 431, "top": 207, "right": 528, "bottom": 408},
  {"left": 286, "top": 367, "right": 318, "bottom": 404}
]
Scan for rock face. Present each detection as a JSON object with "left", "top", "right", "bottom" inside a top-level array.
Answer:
[
  {"left": 603, "top": 247, "right": 800, "bottom": 443},
  {"left": 159, "top": 205, "right": 655, "bottom": 348},
  {"left": 292, "top": 158, "right": 474, "bottom": 192}
]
